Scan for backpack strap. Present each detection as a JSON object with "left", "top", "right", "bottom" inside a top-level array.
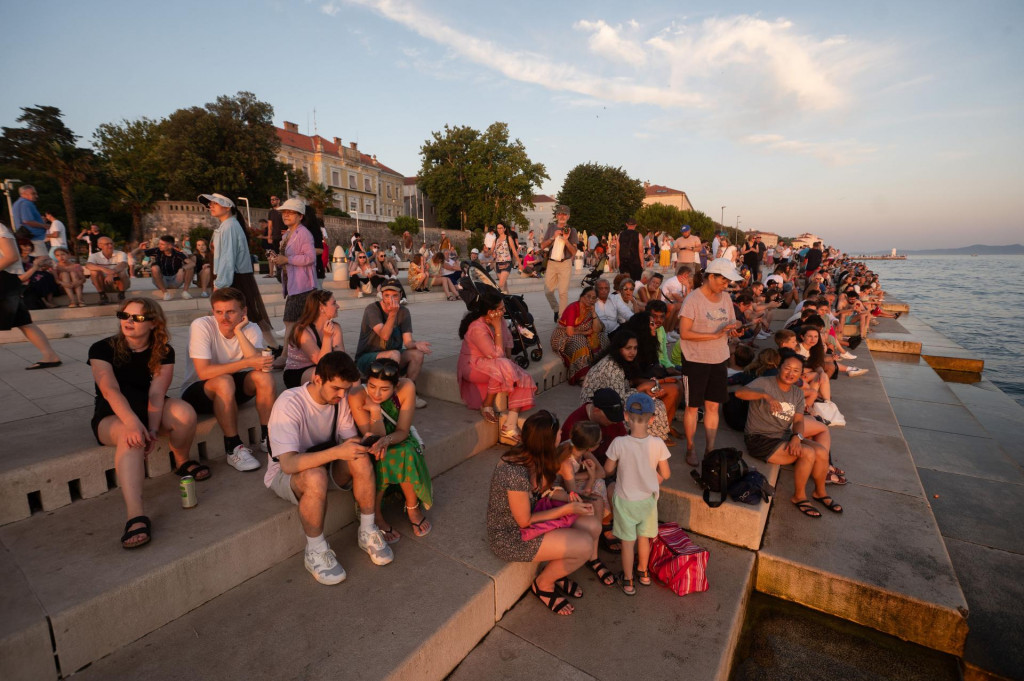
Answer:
[{"left": 702, "top": 450, "right": 729, "bottom": 508}]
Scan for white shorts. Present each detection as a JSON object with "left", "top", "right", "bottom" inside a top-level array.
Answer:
[{"left": 266, "top": 461, "right": 353, "bottom": 505}]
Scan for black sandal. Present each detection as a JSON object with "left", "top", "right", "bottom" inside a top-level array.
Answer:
[
  {"left": 121, "top": 515, "right": 151, "bottom": 549},
  {"left": 174, "top": 460, "right": 211, "bottom": 481},
  {"left": 554, "top": 577, "right": 583, "bottom": 598},
  {"left": 812, "top": 495, "right": 843, "bottom": 514},
  {"left": 600, "top": 526, "right": 622, "bottom": 554},
  {"left": 793, "top": 500, "right": 822, "bottom": 518},
  {"left": 531, "top": 580, "right": 573, "bottom": 615},
  {"left": 586, "top": 558, "right": 617, "bottom": 587}
]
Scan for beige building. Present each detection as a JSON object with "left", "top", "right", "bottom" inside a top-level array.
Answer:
[
  {"left": 276, "top": 122, "right": 404, "bottom": 220},
  {"left": 746, "top": 230, "right": 780, "bottom": 248},
  {"left": 642, "top": 182, "right": 694, "bottom": 211},
  {"left": 791, "top": 232, "right": 823, "bottom": 250},
  {"left": 403, "top": 177, "right": 438, "bottom": 229},
  {"left": 523, "top": 194, "right": 557, "bottom": 235}
]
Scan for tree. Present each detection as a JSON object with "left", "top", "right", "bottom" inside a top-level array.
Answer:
[
  {"left": 386, "top": 214, "right": 420, "bottom": 236},
  {"left": 556, "top": 163, "right": 644, "bottom": 236},
  {"left": 155, "top": 91, "right": 290, "bottom": 201},
  {"left": 299, "top": 182, "right": 336, "bottom": 218},
  {"left": 0, "top": 105, "right": 94, "bottom": 233},
  {"left": 94, "top": 117, "right": 163, "bottom": 242},
  {"left": 418, "top": 122, "right": 547, "bottom": 230},
  {"left": 635, "top": 204, "right": 719, "bottom": 242}
]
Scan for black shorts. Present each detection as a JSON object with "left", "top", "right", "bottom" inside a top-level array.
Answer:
[
  {"left": 0, "top": 272, "right": 32, "bottom": 331},
  {"left": 620, "top": 260, "right": 643, "bottom": 282},
  {"left": 182, "top": 371, "right": 256, "bottom": 414},
  {"left": 745, "top": 431, "right": 791, "bottom": 461},
  {"left": 283, "top": 366, "right": 313, "bottom": 389},
  {"left": 681, "top": 359, "right": 728, "bottom": 407}
]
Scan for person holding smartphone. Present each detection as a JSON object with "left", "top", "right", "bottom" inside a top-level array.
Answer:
[{"left": 540, "top": 206, "right": 577, "bottom": 321}]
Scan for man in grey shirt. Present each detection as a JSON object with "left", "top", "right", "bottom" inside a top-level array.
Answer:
[
  {"left": 354, "top": 280, "right": 430, "bottom": 407},
  {"left": 540, "top": 205, "right": 577, "bottom": 321}
]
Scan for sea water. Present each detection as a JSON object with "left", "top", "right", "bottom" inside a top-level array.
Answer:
[{"left": 868, "top": 255, "right": 1024, "bottom": 406}]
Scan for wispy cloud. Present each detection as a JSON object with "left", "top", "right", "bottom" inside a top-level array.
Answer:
[
  {"left": 742, "top": 133, "right": 878, "bottom": 166},
  {"left": 575, "top": 19, "right": 647, "bottom": 68}
]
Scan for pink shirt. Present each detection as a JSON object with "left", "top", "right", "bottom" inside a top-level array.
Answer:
[{"left": 282, "top": 225, "right": 316, "bottom": 296}]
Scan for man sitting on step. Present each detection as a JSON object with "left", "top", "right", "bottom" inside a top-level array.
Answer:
[
  {"left": 180, "top": 287, "right": 277, "bottom": 471},
  {"left": 145, "top": 235, "right": 195, "bottom": 301},
  {"left": 267, "top": 350, "right": 394, "bottom": 584}
]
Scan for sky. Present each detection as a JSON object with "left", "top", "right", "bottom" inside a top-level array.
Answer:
[{"left": 3, "top": 0, "right": 1022, "bottom": 252}]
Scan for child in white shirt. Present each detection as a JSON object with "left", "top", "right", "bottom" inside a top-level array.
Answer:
[{"left": 604, "top": 393, "right": 671, "bottom": 596}]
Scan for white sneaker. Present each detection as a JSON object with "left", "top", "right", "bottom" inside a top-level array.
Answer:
[
  {"left": 841, "top": 351, "right": 857, "bottom": 360},
  {"left": 304, "top": 547, "right": 347, "bottom": 585},
  {"left": 163, "top": 292, "right": 173, "bottom": 301},
  {"left": 415, "top": 396, "right": 427, "bottom": 409},
  {"left": 358, "top": 526, "right": 395, "bottom": 566},
  {"left": 226, "top": 444, "right": 261, "bottom": 472},
  {"left": 847, "top": 368, "right": 869, "bottom": 377},
  {"left": 181, "top": 290, "right": 193, "bottom": 300},
  {"left": 200, "top": 291, "right": 210, "bottom": 298},
  {"left": 257, "top": 438, "right": 269, "bottom": 453}
]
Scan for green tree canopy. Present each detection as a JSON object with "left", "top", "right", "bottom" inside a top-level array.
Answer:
[
  {"left": 387, "top": 214, "right": 420, "bottom": 236},
  {"left": 418, "top": 122, "right": 547, "bottom": 230},
  {"left": 299, "top": 182, "right": 335, "bottom": 218},
  {"left": 635, "top": 203, "right": 718, "bottom": 242},
  {"left": 556, "top": 163, "right": 644, "bottom": 236},
  {"left": 94, "top": 117, "right": 163, "bottom": 241},
  {"left": 0, "top": 105, "right": 94, "bottom": 233}
]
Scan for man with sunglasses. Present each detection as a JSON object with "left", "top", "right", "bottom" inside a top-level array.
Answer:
[
  {"left": 181, "top": 287, "right": 278, "bottom": 471},
  {"left": 267, "top": 351, "right": 393, "bottom": 584},
  {"left": 354, "top": 280, "right": 431, "bottom": 408}
]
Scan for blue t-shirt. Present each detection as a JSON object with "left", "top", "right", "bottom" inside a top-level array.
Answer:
[{"left": 12, "top": 198, "right": 45, "bottom": 240}]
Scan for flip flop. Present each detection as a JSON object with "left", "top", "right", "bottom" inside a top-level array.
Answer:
[
  {"left": 25, "top": 361, "right": 62, "bottom": 370},
  {"left": 793, "top": 500, "right": 822, "bottom": 518},
  {"left": 812, "top": 495, "right": 843, "bottom": 514},
  {"left": 121, "top": 515, "right": 151, "bottom": 549}
]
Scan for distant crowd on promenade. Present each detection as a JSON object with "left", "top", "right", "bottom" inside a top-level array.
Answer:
[{"left": 2, "top": 185, "right": 898, "bottom": 615}]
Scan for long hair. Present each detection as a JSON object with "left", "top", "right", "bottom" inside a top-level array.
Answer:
[
  {"left": 606, "top": 328, "right": 639, "bottom": 379},
  {"left": 502, "top": 410, "right": 564, "bottom": 492},
  {"left": 745, "top": 348, "right": 781, "bottom": 377},
  {"left": 288, "top": 289, "right": 334, "bottom": 349},
  {"left": 110, "top": 298, "right": 169, "bottom": 377},
  {"left": 459, "top": 287, "right": 503, "bottom": 339}
]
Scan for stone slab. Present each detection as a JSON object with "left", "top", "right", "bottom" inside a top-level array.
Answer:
[
  {"left": 450, "top": 627, "right": 597, "bottom": 681},
  {"left": 757, "top": 474, "right": 968, "bottom": 655},
  {"left": 923, "top": 353, "right": 985, "bottom": 374},
  {"left": 948, "top": 381, "right": 1024, "bottom": 468},
  {"left": 73, "top": 524, "right": 495, "bottom": 681},
  {"left": 879, "top": 372, "right": 962, "bottom": 405},
  {"left": 944, "top": 538, "right": 1024, "bottom": 681},
  {"left": 827, "top": 428, "right": 925, "bottom": 497},
  {"left": 0, "top": 544, "right": 57, "bottom": 681},
  {"left": 902, "top": 427, "right": 1024, "bottom": 484},
  {"left": 917, "top": 468, "right": 1024, "bottom": 555},
  {"left": 890, "top": 397, "right": 989, "bottom": 438},
  {"left": 498, "top": 535, "right": 755, "bottom": 681},
  {"left": 865, "top": 335, "right": 922, "bottom": 355}
]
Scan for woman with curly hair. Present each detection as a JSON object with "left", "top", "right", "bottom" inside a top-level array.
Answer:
[{"left": 88, "top": 298, "right": 200, "bottom": 549}]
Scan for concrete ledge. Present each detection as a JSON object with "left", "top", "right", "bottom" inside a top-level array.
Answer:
[
  {"left": 866, "top": 334, "right": 923, "bottom": 355},
  {"left": 0, "top": 545, "right": 56, "bottom": 681},
  {"left": 881, "top": 302, "right": 910, "bottom": 313},
  {"left": 922, "top": 352, "right": 985, "bottom": 374}
]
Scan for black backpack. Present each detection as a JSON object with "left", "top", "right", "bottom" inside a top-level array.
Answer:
[
  {"left": 690, "top": 447, "right": 748, "bottom": 508},
  {"left": 722, "top": 394, "right": 749, "bottom": 432}
]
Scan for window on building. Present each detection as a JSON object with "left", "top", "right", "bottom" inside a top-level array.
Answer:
[
  {"left": 349, "top": 199, "right": 358, "bottom": 213},
  {"left": 331, "top": 170, "right": 340, "bottom": 187},
  {"left": 349, "top": 174, "right": 357, "bottom": 189},
  {"left": 386, "top": 185, "right": 392, "bottom": 198},
  {"left": 365, "top": 199, "right": 374, "bottom": 213},
  {"left": 364, "top": 177, "right": 372, "bottom": 192}
]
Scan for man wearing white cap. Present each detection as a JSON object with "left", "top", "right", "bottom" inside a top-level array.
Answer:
[{"left": 678, "top": 258, "right": 744, "bottom": 466}]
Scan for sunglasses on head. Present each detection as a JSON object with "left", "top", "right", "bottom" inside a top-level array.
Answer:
[
  {"left": 116, "top": 311, "right": 154, "bottom": 322},
  {"left": 536, "top": 409, "right": 561, "bottom": 434},
  {"left": 367, "top": 362, "right": 400, "bottom": 380}
]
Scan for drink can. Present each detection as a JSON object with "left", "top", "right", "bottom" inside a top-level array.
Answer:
[
  {"left": 180, "top": 475, "right": 198, "bottom": 509},
  {"left": 262, "top": 347, "right": 273, "bottom": 372}
]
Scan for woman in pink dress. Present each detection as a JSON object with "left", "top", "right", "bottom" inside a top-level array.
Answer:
[{"left": 458, "top": 288, "right": 537, "bottom": 446}]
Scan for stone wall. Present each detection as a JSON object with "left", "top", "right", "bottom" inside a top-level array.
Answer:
[{"left": 142, "top": 201, "right": 467, "bottom": 255}]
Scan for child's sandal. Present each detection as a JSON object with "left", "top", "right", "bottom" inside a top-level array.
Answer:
[
  {"left": 636, "top": 569, "right": 652, "bottom": 586},
  {"left": 619, "top": 573, "right": 636, "bottom": 596}
]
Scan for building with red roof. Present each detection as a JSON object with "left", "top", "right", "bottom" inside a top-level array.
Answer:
[{"left": 642, "top": 182, "right": 694, "bottom": 211}]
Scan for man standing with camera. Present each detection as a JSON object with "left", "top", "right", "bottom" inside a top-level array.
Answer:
[{"left": 540, "top": 204, "right": 577, "bottom": 321}]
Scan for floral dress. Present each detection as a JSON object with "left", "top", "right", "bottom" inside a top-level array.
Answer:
[
  {"left": 377, "top": 394, "right": 433, "bottom": 510},
  {"left": 550, "top": 301, "right": 609, "bottom": 385},
  {"left": 580, "top": 356, "right": 669, "bottom": 439},
  {"left": 486, "top": 460, "right": 542, "bottom": 562}
]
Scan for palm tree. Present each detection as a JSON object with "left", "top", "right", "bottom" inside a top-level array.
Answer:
[{"left": 299, "top": 182, "right": 336, "bottom": 219}]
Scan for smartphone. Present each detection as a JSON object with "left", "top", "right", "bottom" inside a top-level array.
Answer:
[{"left": 361, "top": 434, "right": 382, "bottom": 447}]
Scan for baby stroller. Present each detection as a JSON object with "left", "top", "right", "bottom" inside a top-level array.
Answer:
[
  {"left": 581, "top": 254, "right": 610, "bottom": 288},
  {"left": 459, "top": 261, "right": 544, "bottom": 369}
]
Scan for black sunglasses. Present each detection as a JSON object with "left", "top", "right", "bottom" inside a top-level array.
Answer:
[
  {"left": 367, "top": 362, "right": 400, "bottom": 381},
  {"left": 116, "top": 311, "right": 154, "bottom": 322},
  {"left": 535, "top": 409, "right": 561, "bottom": 434}
]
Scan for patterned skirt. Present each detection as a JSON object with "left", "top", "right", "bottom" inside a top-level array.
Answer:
[{"left": 376, "top": 435, "right": 433, "bottom": 510}]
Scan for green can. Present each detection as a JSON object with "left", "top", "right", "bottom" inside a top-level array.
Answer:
[{"left": 180, "top": 475, "right": 198, "bottom": 509}]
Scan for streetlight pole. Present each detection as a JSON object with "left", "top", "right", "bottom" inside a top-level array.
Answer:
[
  {"left": 735, "top": 215, "right": 741, "bottom": 243},
  {"left": 237, "top": 197, "right": 251, "bottom": 227},
  {"left": 419, "top": 188, "right": 426, "bottom": 248},
  {"left": 2, "top": 178, "right": 22, "bottom": 229},
  {"left": 284, "top": 172, "right": 290, "bottom": 197},
  {"left": 721, "top": 205, "right": 725, "bottom": 227}
]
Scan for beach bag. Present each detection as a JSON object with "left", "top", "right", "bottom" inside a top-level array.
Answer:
[
  {"left": 360, "top": 279, "right": 374, "bottom": 296},
  {"left": 519, "top": 492, "right": 577, "bottom": 541},
  {"left": 690, "top": 447, "right": 748, "bottom": 508},
  {"left": 812, "top": 400, "right": 845, "bottom": 427},
  {"left": 728, "top": 469, "right": 775, "bottom": 505},
  {"left": 648, "top": 522, "right": 709, "bottom": 596}
]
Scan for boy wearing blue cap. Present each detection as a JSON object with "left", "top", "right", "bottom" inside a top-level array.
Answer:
[{"left": 604, "top": 393, "right": 672, "bottom": 595}]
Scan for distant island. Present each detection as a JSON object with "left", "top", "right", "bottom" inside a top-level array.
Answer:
[{"left": 859, "top": 244, "right": 1024, "bottom": 256}]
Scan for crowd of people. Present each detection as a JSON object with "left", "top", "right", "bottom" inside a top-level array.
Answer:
[{"left": 3, "top": 188, "right": 895, "bottom": 611}]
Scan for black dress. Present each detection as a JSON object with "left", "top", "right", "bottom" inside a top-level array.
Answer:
[{"left": 87, "top": 337, "right": 175, "bottom": 444}]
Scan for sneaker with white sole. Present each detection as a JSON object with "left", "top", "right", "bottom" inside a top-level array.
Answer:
[
  {"left": 304, "top": 547, "right": 347, "bottom": 585},
  {"left": 415, "top": 396, "right": 427, "bottom": 409},
  {"left": 181, "top": 290, "right": 193, "bottom": 300},
  {"left": 846, "top": 368, "right": 869, "bottom": 377},
  {"left": 163, "top": 292, "right": 173, "bottom": 301},
  {"left": 226, "top": 444, "right": 261, "bottom": 471},
  {"left": 200, "top": 291, "right": 210, "bottom": 298},
  {"left": 257, "top": 437, "right": 269, "bottom": 454},
  {"left": 840, "top": 351, "right": 857, "bottom": 360},
  {"left": 358, "top": 526, "right": 395, "bottom": 566}
]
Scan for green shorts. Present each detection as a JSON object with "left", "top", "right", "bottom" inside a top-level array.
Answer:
[{"left": 612, "top": 494, "right": 658, "bottom": 541}]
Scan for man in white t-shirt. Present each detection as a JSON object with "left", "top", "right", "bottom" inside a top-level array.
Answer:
[
  {"left": 266, "top": 351, "right": 393, "bottom": 585},
  {"left": 181, "top": 287, "right": 277, "bottom": 472},
  {"left": 85, "top": 236, "right": 131, "bottom": 304},
  {"left": 43, "top": 212, "right": 67, "bottom": 259},
  {"left": 659, "top": 265, "right": 692, "bottom": 320},
  {"left": 672, "top": 224, "right": 701, "bottom": 274}
]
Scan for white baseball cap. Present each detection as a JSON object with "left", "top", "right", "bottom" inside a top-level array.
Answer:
[
  {"left": 279, "top": 198, "right": 306, "bottom": 214},
  {"left": 704, "top": 258, "right": 743, "bottom": 281},
  {"left": 197, "top": 193, "right": 235, "bottom": 209}
]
